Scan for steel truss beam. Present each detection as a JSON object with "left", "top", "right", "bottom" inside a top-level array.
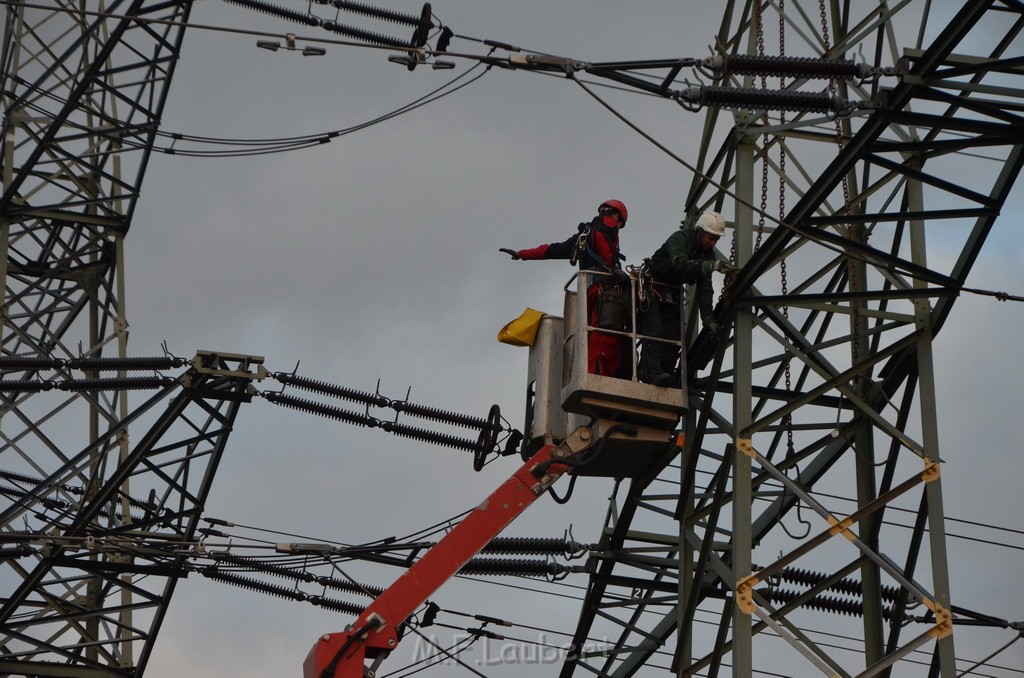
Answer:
[
  {"left": 0, "top": 0, "right": 193, "bottom": 371},
  {"left": 0, "top": 352, "right": 266, "bottom": 676},
  {"left": 562, "top": 1, "right": 1024, "bottom": 676},
  {"left": 0, "top": 1, "right": 195, "bottom": 675}
]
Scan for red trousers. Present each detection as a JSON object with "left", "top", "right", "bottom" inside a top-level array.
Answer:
[{"left": 586, "top": 284, "right": 622, "bottom": 376}]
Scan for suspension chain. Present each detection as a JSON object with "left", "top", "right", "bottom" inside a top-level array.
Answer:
[
  {"left": 780, "top": 0, "right": 794, "bottom": 458},
  {"left": 755, "top": 0, "right": 769, "bottom": 254},
  {"left": 818, "top": 0, "right": 860, "bottom": 376}
]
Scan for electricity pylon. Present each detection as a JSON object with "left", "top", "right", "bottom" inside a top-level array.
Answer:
[
  {"left": 3, "top": 2, "right": 1023, "bottom": 677},
  {"left": 0, "top": 2, "right": 223, "bottom": 676},
  {"left": 562, "top": 2, "right": 1024, "bottom": 677}
]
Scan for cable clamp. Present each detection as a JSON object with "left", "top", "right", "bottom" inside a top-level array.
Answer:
[{"left": 508, "top": 53, "right": 586, "bottom": 72}]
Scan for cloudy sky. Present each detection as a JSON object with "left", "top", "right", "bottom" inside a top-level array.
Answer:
[{"left": 105, "top": 1, "right": 1024, "bottom": 676}]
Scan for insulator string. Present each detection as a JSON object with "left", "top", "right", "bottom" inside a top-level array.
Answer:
[
  {"left": 321, "top": 18, "right": 410, "bottom": 48},
  {"left": 458, "top": 557, "right": 577, "bottom": 578},
  {"left": 391, "top": 400, "right": 488, "bottom": 430},
  {"left": 66, "top": 356, "right": 186, "bottom": 371},
  {"left": 764, "top": 587, "right": 895, "bottom": 620},
  {"left": 274, "top": 372, "right": 387, "bottom": 407},
  {"left": 322, "top": 0, "right": 427, "bottom": 29},
  {"left": 481, "top": 537, "right": 590, "bottom": 557},
  {"left": 200, "top": 569, "right": 365, "bottom": 615},
  {"left": 263, "top": 391, "right": 377, "bottom": 427},
  {"left": 379, "top": 420, "right": 480, "bottom": 453},
  {"left": 56, "top": 377, "right": 177, "bottom": 391},
  {"left": 777, "top": 565, "right": 901, "bottom": 601},
  {"left": 720, "top": 54, "right": 865, "bottom": 79},
  {"left": 692, "top": 85, "right": 845, "bottom": 113},
  {"left": 213, "top": 552, "right": 384, "bottom": 597},
  {"left": 221, "top": 0, "right": 319, "bottom": 26}
]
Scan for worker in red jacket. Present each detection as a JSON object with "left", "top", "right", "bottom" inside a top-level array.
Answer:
[{"left": 500, "top": 200, "right": 629, "bottom": 377}]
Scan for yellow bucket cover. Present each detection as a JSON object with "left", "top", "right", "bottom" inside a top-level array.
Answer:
[{"left": 497, "top": 307, "right": 545, "bottom": 347}]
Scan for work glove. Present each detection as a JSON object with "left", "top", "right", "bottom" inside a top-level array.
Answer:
[
  {"left": 704, "top": 319, "right": 721, "bottom": 335},
  {"left": 499, "top": 248, "right": 521, "bottom": 260},
  {"left": 701, "top": 259, "right": 735, "bottom": 274},
  {"left": 610, "top": 268, "right": 630, "bottom": 284},
  {"left": 713, "top": 260, "right": 736, "bottom": 274}
]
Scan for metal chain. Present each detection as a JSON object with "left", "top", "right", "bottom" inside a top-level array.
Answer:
[
  {"left": 804, "top": 2, "right": 861, "bottom": 544},
  {"left": 818, "top": 0, "right": 860, "bottom": 372},
  {"left": 754, "top": 0, "right": 768, "bottom": 254},
  {"left": 778, "top": 0, "right": 810, "bottom": 540},
  {"left": 722, "top": 0, "right": 767, "bottom": 307},
  {"left": 728, "top": 1, "right": 772, "bottom": 274},
  {"left": 818, "top": 0, "right": 830, "bottom": 57},
  {"left": 756, "top": 145, "right": 769, "bottom": 254},
  {"left": 779, "top": 0, "right": 794, "bottom": 458},
  {"left": 779, "top": 0, "right": 786, "bottom": 59}
]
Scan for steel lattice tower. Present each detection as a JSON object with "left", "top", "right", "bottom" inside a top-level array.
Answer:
[
  {"left": 1, "top": 1, "right": 1022, "bottom": 677},
  {"left": 562, "top": 2, "right": 1024, "bottom": 677},
  {"left": 0, "top": 2, "right": 247, "bottom": 676}
]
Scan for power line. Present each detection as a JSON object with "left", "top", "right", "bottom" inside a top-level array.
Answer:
[
  {"left": 152, "top": 478, "right": 1024, "bottom": 677},
  {"left": 568, "top": 74, "right": 1024, "bottom": 305},
  {"left": 654, "top": 465, "right": 1024, "bottom": 551},
  {"left": 410, "top": 595, "right": 1024, "bottom": 678},
  {"left": 151, "top": 60, "right": 492, "bottom": 157},
  {"left": 0, "top": 52, "right": 492, "bottom": 159},
  {"left": 7, "top": 3, "right": 1023, "bottom": 306}
]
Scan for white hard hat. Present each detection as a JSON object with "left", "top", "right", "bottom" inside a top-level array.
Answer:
[{"left": 696, "top": 211, "right": 726, "bottom": 237}]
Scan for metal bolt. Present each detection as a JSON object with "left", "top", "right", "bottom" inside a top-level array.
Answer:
[{"left": 388, "top": 639, "right": 396, "bottom": 647}]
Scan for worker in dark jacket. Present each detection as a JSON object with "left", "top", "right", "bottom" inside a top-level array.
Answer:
[
  {"left": 637, "top": 211, "right": 734, "bottom": 386},
  {"left": 500, "top": 200, "right": 629, "bottom": 377}
]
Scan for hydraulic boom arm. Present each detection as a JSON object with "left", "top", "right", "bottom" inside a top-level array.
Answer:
[{"left": 304, "top": 426, "right": 596, "bottom": 678}]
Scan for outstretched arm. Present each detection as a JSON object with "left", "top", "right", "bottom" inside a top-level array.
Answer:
[{"left": 499, "top": 233, "right": 577, "bottom": 261}]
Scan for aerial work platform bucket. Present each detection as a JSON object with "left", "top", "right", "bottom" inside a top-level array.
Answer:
[{"left": 521, "top": 272, "right": 687, "bottom": 479}]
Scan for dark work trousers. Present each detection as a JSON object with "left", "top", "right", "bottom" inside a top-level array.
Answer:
[
  {"left": 637, "top": 294, "right": 682, "bottom": 383},
  {"left": 585, "top": 282, "right": 624, "bottom": 377}
]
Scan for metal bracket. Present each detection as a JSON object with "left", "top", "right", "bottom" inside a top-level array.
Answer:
[
  {"left": 736, "top": 574, "right": 760, "bottom": 615},
  {"left": 530, "top": 426, "right": 593, "bottom": 493},
  {"left": 508, "top": 53, "right": 587, "bottom": 74},
  {"left": 189, "top": 350, "right": 269, "bottom": 380}
]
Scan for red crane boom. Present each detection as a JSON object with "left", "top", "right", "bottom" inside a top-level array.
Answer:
[{"left": 304, "top": 427, "right": 597, "bottom": 678}]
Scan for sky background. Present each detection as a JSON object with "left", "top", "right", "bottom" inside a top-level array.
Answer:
[{"left": 104, "top": 1, "right": 1024, "bottom": 676}]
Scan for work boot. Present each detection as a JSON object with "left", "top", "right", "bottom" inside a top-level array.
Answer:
[
  {"left": 639, "top": 362, "right": 672, "bottom": 386},
  {"left": 651, "top": 372, "right": 673, "bottom": 387},
  {"left": 639, "top": 347, "right": 675, "bottom": 386}
]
